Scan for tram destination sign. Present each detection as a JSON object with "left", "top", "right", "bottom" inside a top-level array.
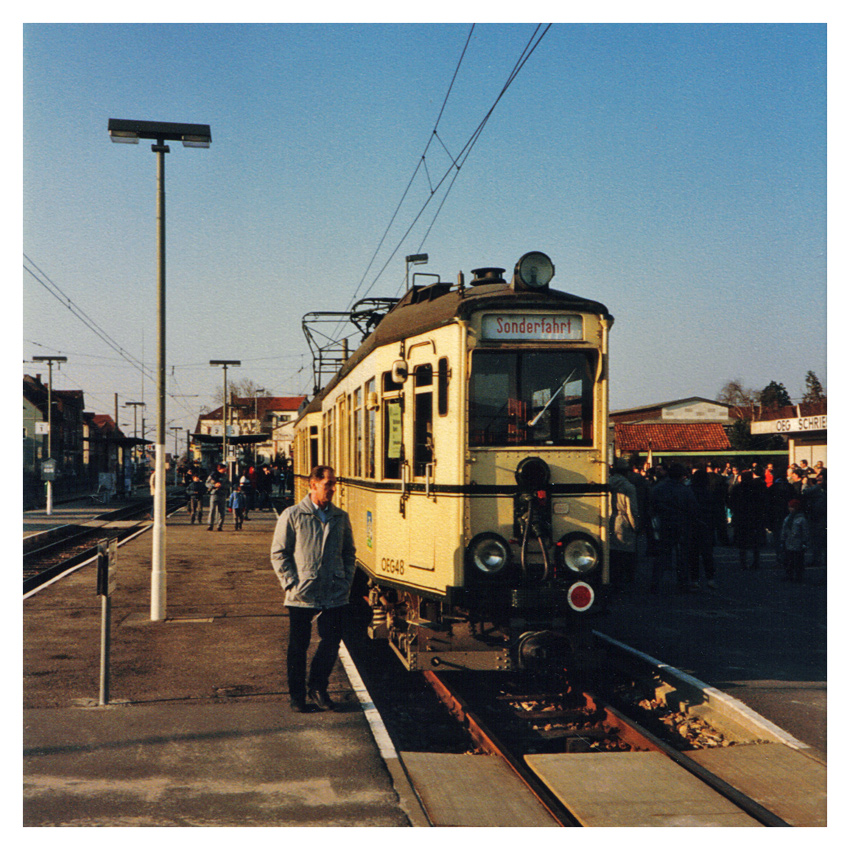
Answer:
[{"left": 482, "top": 314, "right": 584, "bottom": 341}]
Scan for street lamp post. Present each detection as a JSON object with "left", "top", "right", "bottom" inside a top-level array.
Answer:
[
  {"left": 32, "top": 355, "right": 67, "bottom": 515},
  {"left": 210, "top": 360, "right": 241, "bottom": 480},
  {"left": 109, "top": 118, "right": 212, "bottom": 622}
]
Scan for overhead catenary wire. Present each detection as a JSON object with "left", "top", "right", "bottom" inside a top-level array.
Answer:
[
  {"left": 24, "top": 254, "right": 155, "bottom": 384},
  {"left": 337, "top": 23, "right": 478, "bottom": 328},
  {"left": 332, "top": 24, "right": 551, "bottom": 336}
]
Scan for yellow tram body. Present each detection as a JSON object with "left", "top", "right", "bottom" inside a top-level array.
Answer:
[{"left": 293, "top": 253, "right": 613, "bottom": 671}]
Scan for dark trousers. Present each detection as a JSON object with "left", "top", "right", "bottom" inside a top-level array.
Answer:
[
  {"left": 189, "top": 496, "right": 204, "bottom": 524},
  {"left": 784, "top": 549, "right": 805, "bottom": 582},
  {"left": 286, "top": 605, "right": 346, "bottom": 699}
]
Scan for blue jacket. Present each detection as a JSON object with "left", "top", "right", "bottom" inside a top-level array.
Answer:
[
  {"left": 228, "top": 490, "right": 246, "bottom": 511},
  {"left": 270, "top": 495, "right": 356, "bottom": 609}
]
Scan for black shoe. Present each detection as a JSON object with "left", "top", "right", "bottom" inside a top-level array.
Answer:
[
  {"left": 307, "top": 688, "right": 335, "bottom": 711},
  {"left": 289, "top": 697, "right": 310, "bottom": 713}
]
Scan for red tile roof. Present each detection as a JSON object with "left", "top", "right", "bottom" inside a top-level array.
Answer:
[{"left": 615, "top": 423, "right": 730, "bottom": 453}]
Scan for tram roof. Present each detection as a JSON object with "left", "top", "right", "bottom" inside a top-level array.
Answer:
[{"left": 300, "top": 281, "right": 613, "bottom": 416}]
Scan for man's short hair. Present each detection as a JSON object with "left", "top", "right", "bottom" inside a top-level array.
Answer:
[{"left": 309, "top": 465, "right": 335, "bottom": 484}]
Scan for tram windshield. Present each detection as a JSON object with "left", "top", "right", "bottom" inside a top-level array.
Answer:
[{"left": 469, "top": 350, "right": 595, "bottom": 446}]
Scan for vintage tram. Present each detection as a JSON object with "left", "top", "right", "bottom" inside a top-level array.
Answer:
[{"left": 292, "top": 251, "right": 614, "bottom": 672}]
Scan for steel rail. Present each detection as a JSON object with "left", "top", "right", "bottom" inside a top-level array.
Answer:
[{"left": 423, "top": 670, "right": 580, "bottom": 827}]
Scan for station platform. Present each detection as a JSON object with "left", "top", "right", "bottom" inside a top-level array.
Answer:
[
  {"left": 23, "top": 505, "right": 828, "bottom": 827},
  {"left": 595, "top": 541, "right": 828, "bottom": 760},
  {"left": 22, "top": 505, "right": 417, "bottom": 827}
]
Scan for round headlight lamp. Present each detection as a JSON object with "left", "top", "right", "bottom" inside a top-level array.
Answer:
[
  {"left": 468, "top": 533, "right": 511, "bottom": 576},
  {"left": 559, "top": 536, "right": 599, "bottom": 574},
  {"left": 514, "top": 251, "right": 555, "bottom": 290}
]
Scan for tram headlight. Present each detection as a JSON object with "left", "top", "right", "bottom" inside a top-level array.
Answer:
[
  {"left": 557, "top": 534, "right": 600, "bottom": 574},
  {"left": 513, "top": 251, "right": 555, "bottom": 291},
  {"left": 467, "top": 533, "right": 512, "bottom": 576}
]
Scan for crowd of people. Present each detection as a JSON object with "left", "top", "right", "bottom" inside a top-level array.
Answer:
[
  {"left": 608, "top": 456, "right": 827, "bottom": 593},
  {"left": 177, "top": 461, "right": 291, "bottom": 531}
]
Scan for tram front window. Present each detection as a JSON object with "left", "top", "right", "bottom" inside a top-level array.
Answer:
[{"left": 469, "top": 350, "right": 595, "bottom": 446}]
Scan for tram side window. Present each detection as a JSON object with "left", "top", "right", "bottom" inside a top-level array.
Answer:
[
  {"left": 310, "top": 425, "right": 319, "bottom": 470},
  {"left": 353, "top": 388, "right": 362, "bottom": 477},
  {"left": 383, "top": 398, "right": 403, "bottom": 479},
  {"left": 414, "top": 364, "right": 434, "bottom": 476},
  {"left": 365, "top": 377, "right": 376, "bottom": 478},
  {"left": 438, "top": 357, "right": 450, "bottom": 417}
]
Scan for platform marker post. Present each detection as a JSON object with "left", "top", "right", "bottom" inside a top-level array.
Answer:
[{"left": 96, "top": 539, "right": 117, "bottom": 705}]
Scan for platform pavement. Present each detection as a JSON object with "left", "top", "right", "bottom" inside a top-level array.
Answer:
[{"left": 22, "top": 504, "right": 415, "bottom": 827}]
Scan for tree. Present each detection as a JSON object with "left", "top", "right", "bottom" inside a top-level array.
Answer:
[
  {"left": 212, "top": 377, "right": 269, "bottom": 406},
  {"left": 759, "top": 380, "right": 792, "bottom": 409},
  {"left": 802, "top": 371, "right": 826, "bottom": 404},
  {"left": 717, "top": 379, "right": 757, "bottom": 416}
]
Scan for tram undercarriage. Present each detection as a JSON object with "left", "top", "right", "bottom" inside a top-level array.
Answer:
[{"left": 365, "top": 582, "right": 594, "bottom": 673}]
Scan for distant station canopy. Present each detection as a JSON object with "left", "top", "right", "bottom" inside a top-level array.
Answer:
[{"left": 190, "top": 433, "right": 270, "bottom": 446}]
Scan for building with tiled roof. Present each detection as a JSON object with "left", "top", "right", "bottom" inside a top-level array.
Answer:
[
  {"left": 610, "top": 396, "right": 791, "bottom": 467},
  {"left": 192, "top": 395, "right": 307, "bottom": 467},
  {"left": 615, "top": 422, "right": 731, "bottom": 455}
]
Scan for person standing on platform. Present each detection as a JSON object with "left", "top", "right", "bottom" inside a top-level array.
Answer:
[
  {"left": 228, "top": 484, "right": 247, "bottom": 530},
  {"left": 186, "top": 473, "right": 206, "bottom": 525},
  {"left": 206, "top": 462, "right": 229, "bottom": 531},
  {"left": 270, "top": 466, "right": 356, "bottom": 713},
  {"left": 609, "top": 458, "right": 639, "bottom": 586},
  {"left": 648, "top": 463, "right": 698, "bottom": 593},
  {"left": 780, "top": 499, "right": 810, "bottom": 582},
  {"left": 730, "top": 469, "right": 768, "bottom": 569}
]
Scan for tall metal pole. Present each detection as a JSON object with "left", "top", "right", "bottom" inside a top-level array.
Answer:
[
  {"left": 109, "top": 118, "right": 212, "bottom": 624},
  {"left": 210, "top": 360, "right": 240, "bottom": 482},
  {"left": 223, "top": 364, "right": 229, "bottom": 477},
  {"left": 124, "top": 402, "right": 144, "bottom": 492},
  {"left": 46, "top": 359, "right": 54, "bottom": 515},
  {"left": 33, "top": 355, "right": 67, "bottom": 515},
  {"left": 151, "top": 140, "right": 168, "bottom": 622},
  {"left": 171, "top": 427, "right": 181, "bottom": 484}
]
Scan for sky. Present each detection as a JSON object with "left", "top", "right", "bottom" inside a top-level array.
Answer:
[{"left": 19, "top": 14, "right": 830, "bottom": 449}]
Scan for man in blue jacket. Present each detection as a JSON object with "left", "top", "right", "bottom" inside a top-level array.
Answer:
[{"left": 271, "top": 466, "right": 356, "bottom": 712}]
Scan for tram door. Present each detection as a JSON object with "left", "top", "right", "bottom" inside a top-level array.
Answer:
[{"left": 406, "top": 362, "right": 438, "bottom": 574}]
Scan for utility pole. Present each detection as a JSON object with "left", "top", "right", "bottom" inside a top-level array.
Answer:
[
  {"left": 32, "top": 355, "right": 67, "bottom": 515},
  {"left": 210, "top": 360, "right": 240, "bottom": 480}
]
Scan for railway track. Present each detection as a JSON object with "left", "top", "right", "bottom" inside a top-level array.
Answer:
[
  {"left": 23, "top": 497, "right": 187, "bottom": 594},
  {"left": 422, "top": 670, "right": 790, "bottom": 827},
  {"left": 345, "top": 631, "right": 816, "bottom": 826}
]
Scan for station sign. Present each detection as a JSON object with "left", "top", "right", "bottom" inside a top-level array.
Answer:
[
  {"left": 751, "top": 415, "right": 827, "bottom": 435},
  {"left": 482, "top": 314, "right": 584, "bottom": 341},
  {"left": 41, "top": 458, "right": 58, "bottom": 481},
  {"left": 96, "top": 538, "right": 118, "bottom": 597},
  {"left": 35, "top": 421, "right": 50, "bottom": 435}
]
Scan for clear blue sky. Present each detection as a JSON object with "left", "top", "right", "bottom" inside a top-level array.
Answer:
[{"left": 21, "top": 21, "right": 828, "bottom": 442}]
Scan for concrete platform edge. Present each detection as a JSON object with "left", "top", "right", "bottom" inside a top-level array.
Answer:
[
  {"left": 594, "top": 630, "right": 813, "bottom": 752},
  {"left": 338, "top": 642, "right": 431, "bottom": 827}
]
